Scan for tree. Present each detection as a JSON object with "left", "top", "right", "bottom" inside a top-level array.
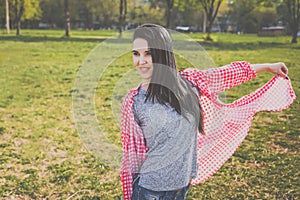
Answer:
[
  {"left": 228, "top": 0, "right": 281, "bottom": 33},
  {"left": 228, "top": 0, "right": 258, "bottom": 33},
  {"left": 119, "top": 0, "right": 127, "bottom": 38},
  {"left": 147, "top": 0, "right": 201, "bottom": 29},
  {"left": 198, "top": 0, "right": 223, "bottom": 39},
  {"left": 39, "top": 0, "right": 64, "bottom": 28},
  {"left": 11, "top": 0, "right": 40, "bottom": 35},
  {"left": 6, "top": 0, "right": 10, "bottom": 34},
  {"left": 174, "top": 0, "right": 202, "bottom": 30},
  {"left": 166, "top": 0, "right": 174, "bottom": 28},
  {"left": 130, "top": 2, "right": 165, "bottom": 26},
  {"left": 40, "top": 0, "right": 120, "bottom": 30},
  {"left": 14, "top": 0, "right": 24, "bottom": 35},
  {"left": 98, "top": 0, "right": 119, "bottom": 29},
  {"left": 64, "top": 0, "right": 70, "bottom": 37},
  {"left": 286, "top": 0, "right": 300, "bottom": 43},
  {"left": 256, "top": 7, "right": 277, "bottom": 28},
  {"left": 71, "top": 0, "right": 99, "bottom": 30}
]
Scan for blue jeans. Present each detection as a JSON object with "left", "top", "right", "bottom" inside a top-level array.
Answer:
[{"left": 132, "top": 177, "right": 190, "bottom": 200}]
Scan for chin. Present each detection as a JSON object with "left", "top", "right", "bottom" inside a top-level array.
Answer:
[
  {"left": 139, "top": 73, "right": 151, "bottom": 80},
  {"left": 141, "top": 76, "right": 151, "bottom": 81}
]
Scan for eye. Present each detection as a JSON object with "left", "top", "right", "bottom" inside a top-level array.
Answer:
[
  {"left": 132, "top": 51, "right": 139, "bottom": 56},
  {"left": 145, "top": 51, "right": 151, "bottom": 56}
]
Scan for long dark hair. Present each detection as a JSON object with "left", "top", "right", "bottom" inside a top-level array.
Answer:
[{"left": 133, "top": 24, "right": 204, "bottom": 134}]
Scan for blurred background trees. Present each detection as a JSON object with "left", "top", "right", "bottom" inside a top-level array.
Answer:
[
  {"left": 0, "top": 0, "right": 298, "bottom": 42},
  {"left": 6, "top": 0, "right": 41, "bottom": 35},
  {"left": 285, "top": 0, "right": 300, "bottom": 43}
]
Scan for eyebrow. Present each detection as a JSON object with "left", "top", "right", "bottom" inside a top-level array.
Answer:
[{"left": 132, "top": 49, "right": 151, "bottom": 53}]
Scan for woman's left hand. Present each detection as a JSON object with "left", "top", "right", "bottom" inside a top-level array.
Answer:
[{"left": 268, "top": 62, "right": 289, "bottom": 79}]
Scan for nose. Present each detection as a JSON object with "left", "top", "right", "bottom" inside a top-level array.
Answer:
[{"left": 139, "top": 55, "right": 146, "bottom": 65}]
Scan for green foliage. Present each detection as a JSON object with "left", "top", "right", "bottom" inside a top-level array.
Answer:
[
  {"left": 22, "top": 0, "right": 41, "bottom": 20},
  {"left": 0, "top": 30, "right": 299, "bottom": 199},
  {"left": 39, "top": 0, "right": 64, "bottom": 27},
  {"left": 131, "top": 3, "right": 165, "bottom": 26},
  {"left": 40, "top": 0, "right": 120, "bottom": 29},
  {"left": 255, "top": 7, "right": 277, "bottom": 28},
  {"left": 174, "top": 0, "right": 202, "bottom": 27},
  {"left": 228, "top": 0, "right": 286, "bottom": 33},
  {"left": 10, "top": 0, "right": 41, "bottom": 21}
]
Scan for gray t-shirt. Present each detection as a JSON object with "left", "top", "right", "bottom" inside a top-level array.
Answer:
[{"left": 132, "top": 86, "right": 198, "bottom": 191}]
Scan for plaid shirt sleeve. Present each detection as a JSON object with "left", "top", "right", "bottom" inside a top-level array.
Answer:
[
  {"left": 181, "top": 61, "right": 257, "bottom": 96},
  {"left": 120, "top": 87, "right": 147, "bottom": 200}
]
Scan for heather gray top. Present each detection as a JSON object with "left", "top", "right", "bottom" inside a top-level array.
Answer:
[{"left": 132, "top": 85, "right": 198, "bottom": 191}]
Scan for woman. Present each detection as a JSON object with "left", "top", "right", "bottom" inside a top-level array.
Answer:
[{"left": 120, "top": 24, "right": 296, "bottom": 200}]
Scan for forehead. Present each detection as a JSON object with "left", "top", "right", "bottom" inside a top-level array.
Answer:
[{"left": 133, "top": 38, "right": 149, "bottom": 50}]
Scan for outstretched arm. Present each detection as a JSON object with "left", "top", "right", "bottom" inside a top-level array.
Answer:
[
  {"left": 181, "top": 62, "right": 290, "bottom": 96},
  {"left": 251, "top": 62, "right": 289, "bottom": 79}
]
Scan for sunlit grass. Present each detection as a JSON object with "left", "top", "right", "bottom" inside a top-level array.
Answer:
[{"left": 0, "top": 29, "right": 299, "bottom": 199}]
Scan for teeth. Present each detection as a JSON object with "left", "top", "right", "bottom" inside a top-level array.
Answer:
[{"left": 140, "top": 67, "right": 149, "bottom": 72}]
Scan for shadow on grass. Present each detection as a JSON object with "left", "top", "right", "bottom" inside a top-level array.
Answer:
[
  {"left": 1, "top": 35, "right": 299, "bottom": 51},
  {"left": 199, "top": 41, "right": 300, "bottom": 50},
  {"left": 0, "top": 35, "right": 107, "bottom": 43}
]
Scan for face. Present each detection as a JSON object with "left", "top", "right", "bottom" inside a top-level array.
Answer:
[{"left": 132, "top": 38, "right": 153, "bottom": 82}]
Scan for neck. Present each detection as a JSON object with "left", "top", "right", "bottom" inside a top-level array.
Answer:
[{"left": 141, "top": 79, "right": 150, "bottom": 90}]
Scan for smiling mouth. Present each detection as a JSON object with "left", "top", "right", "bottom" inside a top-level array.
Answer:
[{"left": 139, "top": 67, "right": 151, "bottom": 73}]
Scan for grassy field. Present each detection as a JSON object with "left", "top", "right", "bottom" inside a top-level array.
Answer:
[{"left": 0, "top": 29, "right": 299, "bottom": 199}]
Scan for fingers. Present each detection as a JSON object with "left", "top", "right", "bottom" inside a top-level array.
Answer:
[
  {"left": 278, "top": 69, "right": 289, "bottom": 80},
  {"left": 280, "top": 63, "right": 288, "bottom": 75},
  {"left": 277, "top": 63, "right": 289, "bottom": 80}
]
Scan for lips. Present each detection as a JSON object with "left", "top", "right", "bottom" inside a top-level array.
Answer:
[{"left": 139, "top": 67, "right": 150, "bottom": 73}]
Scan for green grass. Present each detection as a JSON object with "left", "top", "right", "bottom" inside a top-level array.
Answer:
[{"left": 0, "top": 29, "right": 299, "bottom": 199}]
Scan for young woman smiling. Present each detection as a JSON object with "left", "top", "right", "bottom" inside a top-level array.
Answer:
[{"left": 120, "top": 24, "right": 295, "bottom": 200}]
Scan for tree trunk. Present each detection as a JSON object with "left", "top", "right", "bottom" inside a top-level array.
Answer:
[
  {"left": 200, "top": 0, "right": 222, "bottom": 39},
  {"left": 64, "top": 0, "right": 70, "bottom": 37},
  {"left": 88, "top": 13, "right": 93, "bottom": 30},
  {"left": 203, "top": 12, "right": 207, "bottom": 33},
  {"left": 119, "top": 0, "right": 123, "bottom": 38},
  {"left": 166, "top": 0, "right": 174, "bottom": 29},
  {"left": 206, "top": 20, "right": 212, "bottom": 40},
  {"left": 291, "top": 27, "right": 298, "bottom": 43},
  {"left": 119, "top": 0, "right": 127, "bottom": 38},
  {"left": 15, "top": 0, "right": 23, "bottom": 36},
  {"left": 17, "top": 20, "right": 21, "bottom": 35},
  {"left": 286, "top": 0, "right": 299, "bottom": 43},
  {"left": 5, "top": 0, "right": 10, "bottom": 34},
  {"left": 166, "top": 9, "right": 173, "bottom": 28}
]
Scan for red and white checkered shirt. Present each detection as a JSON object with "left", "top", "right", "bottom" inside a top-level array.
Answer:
[{"left": 120, "top": 61, "right": 296, "bottom": 200}]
